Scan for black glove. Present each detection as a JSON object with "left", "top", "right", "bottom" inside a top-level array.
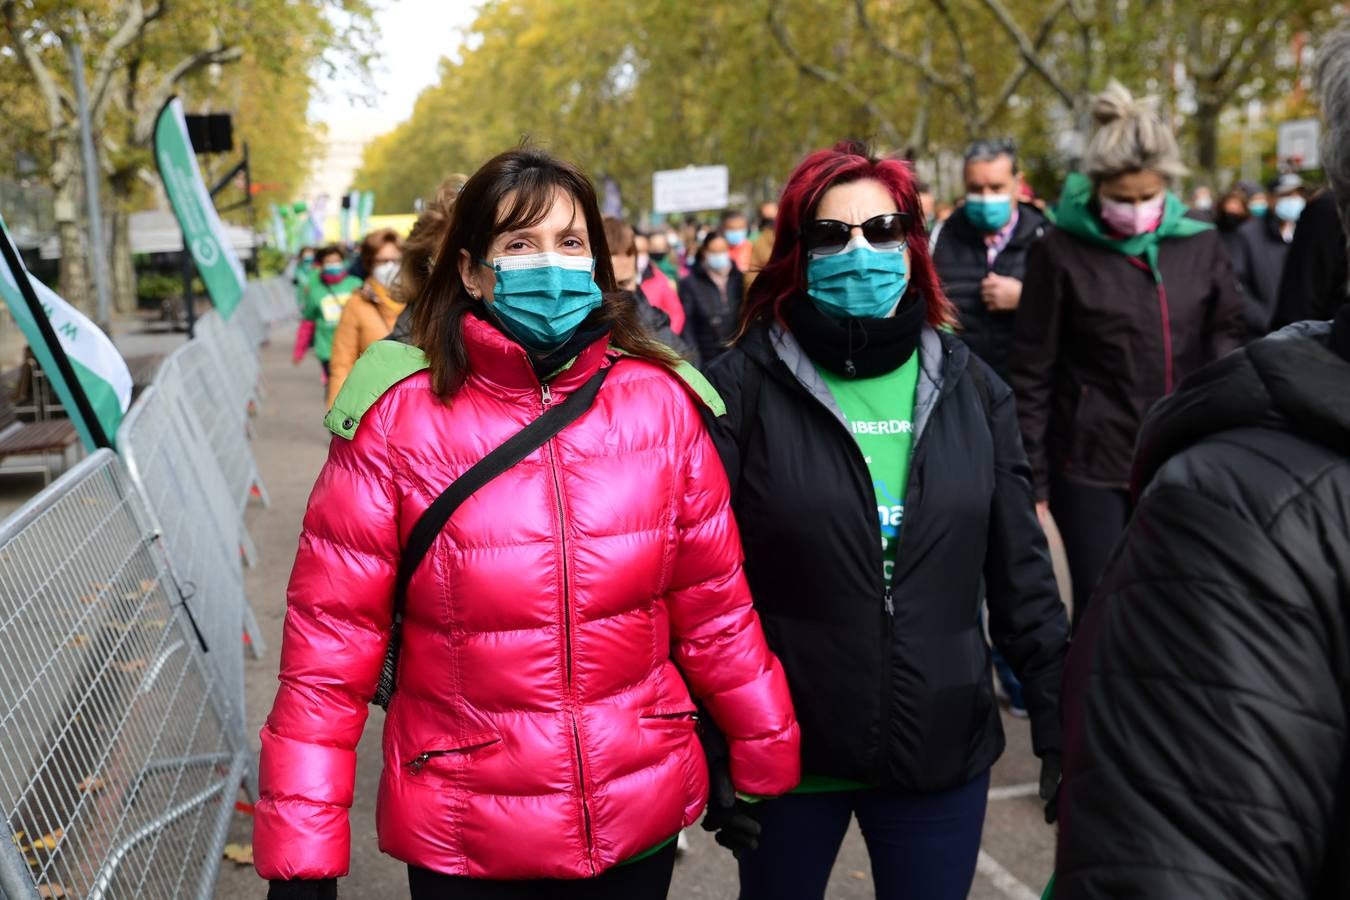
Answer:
[
  {"left": 1039, "top": 751, "right": 1062, "bottom": 825},
  {"left": 267, "top": 878, "right": 337, "bottom": 900},
  {"left": 700, "top": 758, "right": 763, "bottom": 859}
]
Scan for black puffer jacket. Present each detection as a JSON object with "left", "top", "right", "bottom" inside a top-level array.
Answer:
[
  {"left": 679, "top": 264, "right": 744, "bottom": 367},
  {"left": 705, "top": 322, "right": 1067, "bottom": 791},
  {"left": 1057, "top": 309, "right": 1350, "bottom": 898},
  {"left": 1230, "top": 213, "right": 1292, "bottom": 338},
  {"left": 1273, "top": 190, "right": 1349, "bottom": 328},
  {"left": 933, "top": 202, "right": 1047, "bottom": 380}
]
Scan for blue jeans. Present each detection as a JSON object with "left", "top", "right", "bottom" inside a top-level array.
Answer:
[{"left": 737, "top": 771, "right": 990, "bottom": 900}]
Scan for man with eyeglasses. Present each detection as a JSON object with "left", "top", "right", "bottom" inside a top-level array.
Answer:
[{"left": 933, "top": 139, "right": 1048, "bottom": 382}]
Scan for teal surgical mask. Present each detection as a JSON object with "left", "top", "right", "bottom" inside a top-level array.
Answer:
[
  {"left": 806, "top": 236, "right": 909, "bottom": 320},
  {"left": 484, "top": 252, "right": 603, "bottom": 352},
  {"left": 1249, "top": 201, "right": 1268, "bottom": 217},
  {"left": 1274, "top": 195, "right": 1306, "bottom": 223},
  {"left": 964, "top": 193, "right": 1013, "bottom": 232},
  {"left": 321, "top": 263, "right": 345, "bottom": 277}
]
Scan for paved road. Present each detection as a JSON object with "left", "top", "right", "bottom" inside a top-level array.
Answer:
[{"left": 213, "top": 323, "right": 1057, "bottom": 899}]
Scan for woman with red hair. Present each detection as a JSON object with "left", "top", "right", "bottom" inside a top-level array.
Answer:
[{"left": 701, "top": 141, "right": 1068, "bottom": 899}]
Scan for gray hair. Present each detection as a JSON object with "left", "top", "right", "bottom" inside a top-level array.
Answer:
[
  {"left": 1316, "top": 22, "right": 1350, "bottom": 261},
  {"left": 964, "top": 138, "right": 1019, "bottom": 174},
  {"left": 1083, "top": 80, "right": 1187, "bottom": 184}
]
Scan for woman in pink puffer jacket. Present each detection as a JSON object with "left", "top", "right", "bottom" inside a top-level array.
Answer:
[{"left": 254, "top": 148, "right": 800, "bottom": 900}]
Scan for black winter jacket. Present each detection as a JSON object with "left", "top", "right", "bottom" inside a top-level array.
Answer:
[
  {"left": 1057, "top": 311, "right": 1350, "bottom": 898},
  {"left": 934, "top": 202, "right": 1047, "bottom": 380},
  {"left": 679, "top": 264, "right": 744, "bottom": 367},
  {"left": 1230, "top": 213, "right": 1293, "bottom": 338},
  {"left": 1273, "top": 190, "right": 1349, "bottom": 328},
  {"left": 1011, "top": 226, "right": 1245, "bottom": 499},
  {"left": 705, "top": 322, "right": 1067, "bottom": 791}
]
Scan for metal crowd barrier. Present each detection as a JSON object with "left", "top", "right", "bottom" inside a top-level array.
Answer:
[
  {"left": 0, "top": 451, "right": 247, "bottom": 900},
  {"left": 248, "top": 276, "right": 297, "bottom": 325}
]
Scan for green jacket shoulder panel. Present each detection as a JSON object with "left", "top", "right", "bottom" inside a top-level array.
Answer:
[{"left": 323, "top": 340, "right": 429, "bottom": 439}]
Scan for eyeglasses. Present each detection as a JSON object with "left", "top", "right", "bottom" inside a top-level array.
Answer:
[{"left": 801, "top": 213, "right": 913, "bottom": 256}]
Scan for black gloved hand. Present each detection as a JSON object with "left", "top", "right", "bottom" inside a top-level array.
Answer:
[
  {"left": 1039, "top": 751, "right": 1062, "bottom": 825},
  {"left": 700, "top": 759, "right": 762, "bottom": 859},
  {"left": 267, "top": 878, "right": 337, "bottom": 900}
]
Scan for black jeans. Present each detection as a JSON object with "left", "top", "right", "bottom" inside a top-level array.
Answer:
[
  {"left": 1050, "top": 475, "right": 1132, "bottom": 629},
  {"left": 407, "top": 842, "right": 677, "bottom": 900}
]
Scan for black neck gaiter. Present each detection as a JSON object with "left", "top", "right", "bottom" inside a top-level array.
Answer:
[{"left": 781, "top": 291, "right": 925, "bottom": 378}]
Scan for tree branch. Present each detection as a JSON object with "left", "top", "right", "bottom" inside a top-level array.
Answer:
[
  {"left": 976, "top": 0, "right": 1077, "bottom": 108},
  {"left": 87, "top": 0, "right": 156, "bottom": 125},
  {"left": 2, "top": 0, "right": 70, "bottom": 132},
  {"left": 766, "top": 5, "right": 905, "bottom": 148},
  {"left": 974, "top": 0, "right": 1069, "bottom": 131},
  {"left": 853, "top": 0, "right": 959, "bottom": 93},
  {"left": 131, "top": 44, "right": 243, "bottom": 145},
  {"left": 927, "top": 0, "right": 981, "bottom": 135}
]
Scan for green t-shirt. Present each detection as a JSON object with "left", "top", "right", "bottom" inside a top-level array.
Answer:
[
  {"left": 795, "top": 354, "right": 921, "bottom": 795},
  {"left": 303, "top": 274, "right": 362, "bottom": 362}
]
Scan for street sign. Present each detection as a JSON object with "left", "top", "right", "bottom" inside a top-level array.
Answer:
[
  {"left": 653, "top": 165, "right": 729, "bottom": 215},
  {"left": 1277, "top": 118, "right": 1321, "bottom": 170}
]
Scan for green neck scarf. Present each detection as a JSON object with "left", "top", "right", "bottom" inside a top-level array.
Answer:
[{"left": 1050, "top": 172, "right": 1212, "bottom": 281}]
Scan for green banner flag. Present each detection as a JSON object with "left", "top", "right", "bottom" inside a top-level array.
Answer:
[
  {"left": 358, "top": 190, "right": 375, "bottom": 235},
  {"left": 153, "top": 96, "right": 246, "bottom": 320},
  {"left": 0, "top": 215, "right": 131, "bottom": 450}
]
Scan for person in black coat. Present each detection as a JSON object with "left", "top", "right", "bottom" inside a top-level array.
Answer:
[
  {"left": 678, "top": 231, "right": 744, "bottom": 367},
  {"left": 934, "top": 138, "right": 1048, "bottom": 381},
  {"left": 1272, "top": 188, "right": 1349, "bottom": 327},
  {"left": 1230, "top": 173, "right": 1306, "bottom": 338},
  {"left": 702, "top": 140, "right": 1067, "bottom": 900},
  {"left": 1056, "top": 31, "right": 1350, "bottom": 897}
]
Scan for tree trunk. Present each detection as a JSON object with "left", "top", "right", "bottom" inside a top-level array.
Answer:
[
  {"left": 49, "top": 141, "right": 94, "bottom": 314},
  {"left": 108, "top": 169, "right": 138, "bottom": 316},
  {"left": 1194, "top": 94, "right": 1222, "bottom": 187}
]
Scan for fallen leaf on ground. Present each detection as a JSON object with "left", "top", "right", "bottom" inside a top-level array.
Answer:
[{"left": 223, "top": 843, "right": 253, "bottom": 865}]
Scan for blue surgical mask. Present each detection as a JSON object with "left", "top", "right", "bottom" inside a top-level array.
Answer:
[
  {"left": 484, "top": 252, "right": 603, "bottom": 352},
  {"left": 806, "top": 236, "right": 909, "bottom": 320},
  {"left": 704, "top": 252, "right": 732, "bottom": 273},
  {"left": 724, "top": 228, "right": 747, "bottom": 246},
  {"left": 1249, "top": 201, "right": 1268, "bottom": 217},
  {"left": 964, "top": 193, "right": 1013, "bottom": 232},
  {"left": 1274, "top": 196, "right": 1305, "bottom": 223}
]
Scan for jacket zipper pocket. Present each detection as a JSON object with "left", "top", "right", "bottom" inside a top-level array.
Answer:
[{"left": 406, "top": 736, "right": 502, "bottom": 774}]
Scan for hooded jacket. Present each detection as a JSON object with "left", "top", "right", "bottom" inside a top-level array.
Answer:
[
  {"left": 1056, "top": 311, "right": 1350, "bottom": 898},
  {"left": 705, "top": 321, "right": 1067, "bottom": 791},
  {"left": 934, "top": 201, "right": 1048, "bottom": 379},
  {"left": 326, "top": 280, "right": 407, "bottom": 407},
  {"left": 1010, "top": 174, "right": 1246, "bottom": 498},
  {"left": 254, "top": 316, "right": 800, "bottom": 882}
]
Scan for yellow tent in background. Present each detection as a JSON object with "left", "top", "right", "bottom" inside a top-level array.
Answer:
[{"left": 321, "top": 213, "right": 418, "bottom": 242}]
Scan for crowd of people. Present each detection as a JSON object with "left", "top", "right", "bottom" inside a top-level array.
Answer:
[{"left": 257, "top": 24, "right": 1350, "bottom": 900}]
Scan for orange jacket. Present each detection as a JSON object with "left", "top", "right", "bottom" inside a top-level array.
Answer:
[{"left": 325, "top": 280, "right": 407, "bottom": 407}]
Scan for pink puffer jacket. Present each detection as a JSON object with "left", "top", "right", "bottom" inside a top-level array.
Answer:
[{"left": 254, "top": 316, "right": 800, "bottom": 881}]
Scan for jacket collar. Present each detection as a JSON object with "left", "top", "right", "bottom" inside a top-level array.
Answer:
[{"left": 462, "top": 313, "right": 610, "bottom": 398}]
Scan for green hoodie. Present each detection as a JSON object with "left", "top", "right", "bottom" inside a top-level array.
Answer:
[{"left": 1050, "top": 172, "right": 1212, "bottom": 281}]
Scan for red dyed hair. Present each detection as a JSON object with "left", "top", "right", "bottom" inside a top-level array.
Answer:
[{"left": 737, "top": 140, "right": 955, "bottom": 337}]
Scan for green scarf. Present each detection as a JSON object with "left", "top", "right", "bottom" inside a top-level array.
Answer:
[{"left": 1050, "top": 172, "right": 1212, "bottom": 281}]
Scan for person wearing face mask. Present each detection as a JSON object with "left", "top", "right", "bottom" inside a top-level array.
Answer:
[
  {"left": 648, "top": 231, "right": 681, "bottom": 285},
  {"left": 679, "top": 231, "right": 745, "bottom": 367},
  {"left": 722, "top": 211, "right": 753, "bottom": 272},
  {"left": 745, "top": 201, "right": 778, "bottom": 290},
  {"left": 603, "top": 216, "right": 689, "bottom": 355},
  {"left": 703, "top": 140, "right": 1067, "bottom": 900},
  {"left": 294, "top": 246, "right": 318, "bottom": 307},
  {"left": 325, "top": 228, "right": 406, "bottom": 407},
  {"left": 934, "top": 138, "right": 1048, "bottom": 383},
  {"left": 1011, "top": 81, "right": 1244, "bottom": 629},
  {"left": 255, "top": 146, "right": 800, "bottom": 900},
  {"left": 1231, "top": 173, "right": 1306, "bottom": 339},
  {"left": 1214, "top": 185, "right": 1253, "bottom": 261},
  {"left": 295, "top": 245, "right": 364, "bottom": 386}
]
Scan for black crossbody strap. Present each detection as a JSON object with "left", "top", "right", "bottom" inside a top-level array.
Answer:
[{"left": 374, "top": 362, "right": 612, "bottom": 708}]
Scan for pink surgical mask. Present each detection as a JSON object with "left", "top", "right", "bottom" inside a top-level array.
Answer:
[{"left": 1099, "top": 193, "right": 1165, "bottom": 236}]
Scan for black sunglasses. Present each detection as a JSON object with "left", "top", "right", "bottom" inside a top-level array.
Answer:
[{"left": 801, "top": 212, "right": 913, "bottom": 256}]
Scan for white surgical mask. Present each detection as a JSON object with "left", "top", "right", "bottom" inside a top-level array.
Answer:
[{"left": 373, "top": 260, "right": 400, "bottom": 289}]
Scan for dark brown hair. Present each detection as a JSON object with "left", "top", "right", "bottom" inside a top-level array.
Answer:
[
  {"left": 398, "top": 174, "right": 467, "bottom": 306},
  {"left": 358, "top": 227, "right": 402, "bottom": 273},
  {"left": 603, "top": 216, "right": 636, "bottom": 257},
  {"left": 411, "top": 147, "right": 679, "bottom": 398},
  {"left": 315, "top": 244, "right": 345, "bottom": 266}
]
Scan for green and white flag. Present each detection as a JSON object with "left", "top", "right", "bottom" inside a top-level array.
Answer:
[
  {"left": 153, "top": 96, "right": 246, "bottom": 320},
  {"left": 358, "top": 190, "right": 375, "bottom": 235},
  {"left": 0, "top": 216, "right": 132, "bottom": 449}
]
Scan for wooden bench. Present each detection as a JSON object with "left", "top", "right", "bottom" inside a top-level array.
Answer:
[{"left": 0, "top": 395, "right": 80, "bottom": 485}]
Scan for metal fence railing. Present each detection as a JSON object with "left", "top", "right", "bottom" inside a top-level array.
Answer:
[
  {"left": 0, "top": 275, "right": 294, "bottom": 899},
  {"left": 0, "top": 450, "right": 247, "bottom": 900}
]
